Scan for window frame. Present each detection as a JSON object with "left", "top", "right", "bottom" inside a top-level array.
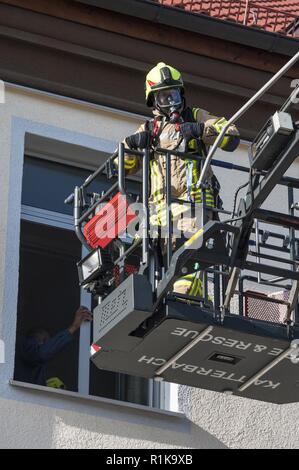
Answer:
[
  {"left": 20, "top": 204, "right": 91, "bottom": 396},
  {"left": 12, "top": 127, "right": 178, "bottom": 412}
]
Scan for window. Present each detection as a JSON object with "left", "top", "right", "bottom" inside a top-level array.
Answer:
[
  {"left": 14, "top": 156, "right": 160, "bottom": 407},
  {"left": 15, "top": 220, "right": 81, "bottom": 392}
]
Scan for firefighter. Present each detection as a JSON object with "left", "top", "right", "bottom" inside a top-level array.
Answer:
[
  {"left": 122, "top": 62, "right": 240, "bottom": 298},
  {"left": 15, "top": 306, "right": 92, "bottom": 387}
]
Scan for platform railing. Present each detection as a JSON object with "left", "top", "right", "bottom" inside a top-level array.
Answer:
[{"left": 65, "top": 138, "right": 299, "bottom": 325}]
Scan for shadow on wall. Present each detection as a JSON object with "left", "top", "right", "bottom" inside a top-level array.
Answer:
[
  {"left": 45, "top": 393, "right": 227, "bottom": 449},
  {"left": 0, "top": 389, "right": 227, "bottom": 448}
]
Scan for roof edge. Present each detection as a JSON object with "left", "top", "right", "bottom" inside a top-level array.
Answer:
[{"left": 74, "top": 0, "right": 299, "bottom": 56}]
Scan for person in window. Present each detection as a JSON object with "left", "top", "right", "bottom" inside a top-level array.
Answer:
[
  {"left": 121, "top": 62, "right": 240, "bottom": 299},
  {"left": 15, "top": 306, "right": 92, "bottom": 388}
]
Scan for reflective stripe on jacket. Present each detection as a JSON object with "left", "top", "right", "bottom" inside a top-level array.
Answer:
[{"left": 173, "top": 272, "right": 203, "bottom": 297}]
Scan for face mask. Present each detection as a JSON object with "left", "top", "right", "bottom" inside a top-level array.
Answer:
[{"left": 154, "top": 88, "right": 183, "bottom": 118}]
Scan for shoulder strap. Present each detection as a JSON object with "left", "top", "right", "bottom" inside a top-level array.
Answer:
[
  {"left": 182, "top": 106, "right": 201, "bottom": 122},
  {"left": 145, "top": 117, "right": 165, "bottom": 154},
  {"left": 181, "top": 106, "right": 194, "bottom": 123},
  {"left": 145, "top": 119, "right": 154, "bottom": 133}
]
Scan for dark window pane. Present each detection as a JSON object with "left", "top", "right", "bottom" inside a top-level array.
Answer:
[
  {"left": 14, "top": 221, "right": 81, "bottom": 392},
  {"left": 22, "top": 156, "right": 140, "bottom": 215}
]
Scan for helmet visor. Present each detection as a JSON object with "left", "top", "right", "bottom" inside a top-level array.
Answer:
[{"left": 155, "top": 88, "right": 182, "bottom": 108}]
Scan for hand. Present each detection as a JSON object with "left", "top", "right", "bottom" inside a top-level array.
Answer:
[
  {"left": 125, "top": 131, "right": 151, "bottom": 150},
  {"left": 180, "top": 122, "right": 203, "bottom": 142},
  {"left": 68, "top": 306, "right": 92, "bottom": 335}
]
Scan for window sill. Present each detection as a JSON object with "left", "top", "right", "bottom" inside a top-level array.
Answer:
[{"left": 9, "top": 380, "right": 185, "bottom": 420}]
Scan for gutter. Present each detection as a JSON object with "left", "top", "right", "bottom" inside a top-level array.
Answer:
[{"left": 74, "top": 0, "right": 299, "bottom": 56}]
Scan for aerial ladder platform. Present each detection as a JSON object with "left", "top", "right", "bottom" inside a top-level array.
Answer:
[{"left": 65, "top": 53, "right": 299, "bottom": 404}]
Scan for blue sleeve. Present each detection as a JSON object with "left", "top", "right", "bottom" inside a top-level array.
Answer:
[{"left": 22, "top": 329, "right": 73, "bottom": 364}]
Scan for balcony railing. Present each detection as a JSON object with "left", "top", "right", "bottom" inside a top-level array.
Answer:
[{"left": 155, "top": 0, "right": 299, "bottom": 38}]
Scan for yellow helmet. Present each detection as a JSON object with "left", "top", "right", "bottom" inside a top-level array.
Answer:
[
  {"left": 46, "top": 377, "right": 66, "bottom": 389},
  {"left": 145, "top": 62, "right": 184, "bottom": 107}
]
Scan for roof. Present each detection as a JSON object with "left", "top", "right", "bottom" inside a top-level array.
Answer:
[
  {"left": 75, "top": 0, "right": 299, "bottom": 55},
  {"left": 157, "top": 0, "right": 299, "bottom": 36}
]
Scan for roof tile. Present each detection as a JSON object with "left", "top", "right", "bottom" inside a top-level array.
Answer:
[{"left": 158, "top": 0, "right": 299, "bottom": 36}]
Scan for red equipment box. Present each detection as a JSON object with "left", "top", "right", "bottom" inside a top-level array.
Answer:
[{"left": 84, "top": 192, "right": 137, "bottom": 249}]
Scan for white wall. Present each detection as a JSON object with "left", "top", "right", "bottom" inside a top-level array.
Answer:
[
  {"left": 0, "top": 84, "right": 298, "bottom": 449},
  {"left": 179, "top": 386, "right": 299, "bottom": 449},
  {"left": 0, "top": 85, "right": 225, "bottom": 449}
]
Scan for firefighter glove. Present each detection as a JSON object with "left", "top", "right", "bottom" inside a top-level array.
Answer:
[
  {"left": 125, "top": 131, "right": 151, "bottom": 150},
  {"left": 180, "top": 122, "right": 203, "bottom": 142}
]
